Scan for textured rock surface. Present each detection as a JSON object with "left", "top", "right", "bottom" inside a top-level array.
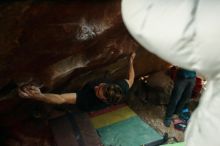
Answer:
[
  {"left": 0, "top": 1, "right": 170, "bottom": 145},
  {"left": 0, "top": 0, "right": 169, "bottom": 90}
]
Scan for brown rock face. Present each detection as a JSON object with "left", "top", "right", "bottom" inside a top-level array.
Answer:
[
  {"left": 0, "top": 0, "right": 169, "bottom": 145},
  {"left": 0, "top": 0, "right": 169, "bottom": 90}
]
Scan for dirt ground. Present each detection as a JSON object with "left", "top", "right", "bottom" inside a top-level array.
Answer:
[{"left": 127, "top": 96, "right": 185, "bottom": 144}]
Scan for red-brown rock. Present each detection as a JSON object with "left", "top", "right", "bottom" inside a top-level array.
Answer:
[{"left": 0, "top": 1, "right": 169, "bottom": 145}]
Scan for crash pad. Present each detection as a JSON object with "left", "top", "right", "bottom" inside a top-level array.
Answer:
[
  {"left": 161, "top": 142, "right": 184, "bottom": 146},
  {"left": 89, "top": 104, "right": 163, "bottom": 146}
]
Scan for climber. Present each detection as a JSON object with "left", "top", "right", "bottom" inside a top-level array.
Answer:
[{"left": 18, "top": 52, "right": 136, "bottom": 111}]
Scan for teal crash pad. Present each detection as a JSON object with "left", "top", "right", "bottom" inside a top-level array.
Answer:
[{"left": 97, "top": 116, "right": 163, "bottom": 146}]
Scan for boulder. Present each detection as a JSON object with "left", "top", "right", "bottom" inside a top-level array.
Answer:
[{"left": 0, "top": 1, "right": 169, "bottom": 145}]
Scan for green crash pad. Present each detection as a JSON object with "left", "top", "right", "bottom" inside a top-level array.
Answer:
[
  {"left": 97, "top": 116, "right": 163, "bottom": 146},
  {"left": 90, "top": 104, "right": 163, "bottom": 146},
  {"left": 161, "top": 142, "right": 184, "bottom": 146}
]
